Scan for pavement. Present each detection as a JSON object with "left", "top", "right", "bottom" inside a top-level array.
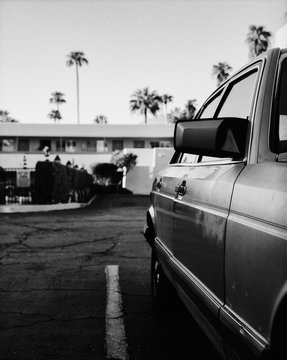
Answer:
[{"left": 0, "top": 195, "right": 97, "bottom": 213}]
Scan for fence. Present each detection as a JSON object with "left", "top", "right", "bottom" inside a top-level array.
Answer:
[{"left": 1, "top": 168, "right": 35, "bottom": 205}]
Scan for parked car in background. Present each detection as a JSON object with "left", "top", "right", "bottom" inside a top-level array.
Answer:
[{"left": 144, "top": 47, "right": 287, "bottom": 359}]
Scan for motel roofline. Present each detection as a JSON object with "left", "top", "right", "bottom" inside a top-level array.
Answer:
[{"left": 0, "top": 123, "right": 175, "bottom": 138}]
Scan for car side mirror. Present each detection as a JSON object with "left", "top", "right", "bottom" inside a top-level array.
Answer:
[{"left": 174, "top": 117, "right": 248, "bottom": 159}]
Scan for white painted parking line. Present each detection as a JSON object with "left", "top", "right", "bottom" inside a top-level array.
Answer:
[{"left": 105, "top": 265, "right": 128, "bottom": 360}]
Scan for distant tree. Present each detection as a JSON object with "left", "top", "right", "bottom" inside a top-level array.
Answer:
[
  {"left": 111, "top": 150, "right": 137, "bottom": 173},
  {"left": 130, "top": 87, "right": 162, "bottom": 124},
  {"left": 0, "top": 110, "right": 18, "bottom": 122},
  {"left": 167, "top": 99, "right": 197, "bottom": 123},
  {"left": 49, "top": 92, "right": 66, "bottom": 123},
  {"left": 246, "top": 25, "right": 272, "bottom": 59},
  {"left": 94, "top": 115, "right": 108, "bottom": 124},
  {"left": 184, "top": 99, "right": 197, "bottom": 119},
  {"left": 48, "top": 109, "right": 62, "bottom": 123},
  {"left": 167, "top": 107, "right": 182, "bottom": 123},
  {"left": 49, "top": 92, "right": 66, "bottom": 111},
  {"left": 212, "top": 62, "right": 233, "bottom": 87},
  {"left": 92, "top": 163, "right": 120, "bottom": 186},
  {"left": 161, "top": 94, "right": 173, "bottom": 121},
  {"left": 66, "top": 51, "right": 88, "bottom": 124}
]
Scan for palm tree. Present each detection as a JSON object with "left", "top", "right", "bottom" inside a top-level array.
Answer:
[
  {"left": 66, "top": 51, "right": 88, "bottom": 124},
  {"left": 161, "top": 94, "right": 173, "bottom": 121},
  {"left": 184, "top": 99, "right": 197, "bottom": 119},
  {"left": 49, "top": 91, "right": 66, "bottom": 113},
  {"left": 0, "top": 110, "right": 18, "bottom": 122},
  {"left": 167, "top": 99, "right": 197, "bottom": 123},
  {"left": 48, "top": 109, "right": 62, "bottom": 123},
  {"left": 130, "top": 87, "right": 162, "bottom": 124},
  {"left": 167, "top": 107, "right": 182, "bottom": 123},
  {"left": 212, "top": 62, "right": 233, "bottom": 87},
  {"left": 94, "top": 115, "right": 108, "bottom": 124},
  {"left": 246, "top": 25, "right": 272, "bottom": 59}
]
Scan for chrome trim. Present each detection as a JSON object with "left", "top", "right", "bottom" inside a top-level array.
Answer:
[
  {"left": 154, "top": 236, "right": 173, "bottom": 257},
  {"left": 220, "top": 306, "right": 269, "bottom": 355},
  {"left": 229, "top": 211, "right": 287, "bottom": 239},
  {"left": 172, "top": 159, "right": 246, "bottom": 167},
  {"left": 170, "top": 255, "right": 223, "bottom": 309},
  {"left": 173, "top": 197, "right": 229, "bottom": 217},
  {"left": 155, "top": 236, "right": 223, "bottom": 312},
  {"left": 150, "top": 190, "right": 175, "bottom": 201}
]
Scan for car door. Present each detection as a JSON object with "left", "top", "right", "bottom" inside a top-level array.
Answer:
[
  {"left": 220, "top": 53, "right": 287, "bottom": 354},
  {"left": 171, "top": 65, "right": 261, "bottom": 319},
  {"left": 151, "top": 155, "right": 197, "bottom": 272}
]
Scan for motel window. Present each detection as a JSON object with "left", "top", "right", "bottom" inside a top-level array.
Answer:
[
  {"left": 38, "top": 139, "right": 51, "bottom": 152},
  {"left": 134, "top": 140, "right": 145, "bottom": 148},
  {"left": 160, "top": 141, "right": 171, "bottom": 147},
  {"left": 66, "top": 140, "right": 77, "bottom": 153},
  {"left": 81, "top": 141, "right": 87, "bottom": 152},
  {"left": 0, "top": 138, "right": 16, "bottom": 152},
  {"left": 112, "top": 140, "right": 123, "bottom": 151},
  {"left": 150, "top": 141, "right": 159, "bottom": 148},
  {"left": 87, "top": 140, "right": 97, "bottom": 152},
  {"left": 56, "top": 139, "right": 66, "bottom": 152},
  {"left": 18, "top": 138, "right": 30, "bottom": 152},
  {"left": 96, "top": 140, "right": 108, "bottom": 152},
  {"left": 87, "top": 140, "right": 107, "bottom": 152}
]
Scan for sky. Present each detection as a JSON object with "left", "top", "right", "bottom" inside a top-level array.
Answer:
[{"left": 0, "top": 0, "right": 286, "bottom": 125}]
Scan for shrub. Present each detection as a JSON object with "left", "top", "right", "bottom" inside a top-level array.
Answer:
[
  {"left": 34, "top": 161, "right": 93, "bottom": 204},
  {"left": 92, "top": 163, "right": 121, "bottom": 186},
  {"left": 34, "top": 162, "right": 54, "bottom": 204},
  {"left": 111, "top": 150, "right": 137, "bottom": 172}
]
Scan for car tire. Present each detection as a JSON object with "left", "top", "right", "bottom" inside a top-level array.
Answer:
[{"left": 151, "top": 248, "right": 176, "bottom": 309}]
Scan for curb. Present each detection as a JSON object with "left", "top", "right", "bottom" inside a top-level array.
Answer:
[{"left": 0, "top": 195, "right": 97, "bottom": 214}]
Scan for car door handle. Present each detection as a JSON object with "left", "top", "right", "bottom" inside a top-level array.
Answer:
[
  {"left": 175, "top": 180, "right": 187, "bottom": 196},
  {"left": 155, "top": 178, "right": 162, "bottom": 189}
]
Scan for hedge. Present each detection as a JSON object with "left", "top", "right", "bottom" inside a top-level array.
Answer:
[{"left": 34, "top": 161, "right": 93, "bottom": 204}]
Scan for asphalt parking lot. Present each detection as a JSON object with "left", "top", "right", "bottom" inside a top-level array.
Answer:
[{"left": 0, "top": 194, "right": 221, "bottom": 360}]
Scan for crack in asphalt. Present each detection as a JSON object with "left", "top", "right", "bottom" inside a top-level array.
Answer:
[
  {"left": 0, "top": 237, "right": 116, "bottom": 252},
  {"left": 119, "top": 255, "right": 149, "bottom": 259},
  {"left": 0, "top": 311, "right": 105, "bottom": 331},
  {"left": 120, "top": 291, "right": 149, "bottom": 298},
  {"left": 0, "top": 286, "right": 106, "bottom": 293},
  {"left": 0, "top": 219, "right": 144, "bottom": 231}
]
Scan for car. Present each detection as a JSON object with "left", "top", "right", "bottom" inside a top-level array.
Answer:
[{"left": 144, "top": 47, "right": 287, "bottom": 359}]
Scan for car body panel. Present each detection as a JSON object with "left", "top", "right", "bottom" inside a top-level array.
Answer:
[
  {"left": 144, "top": 48, "right": 287, "bottom": 360},
  {"left": 223, "top": 162, "right": 287, "bottom": 342},
  {"left": 151, "top": 167, "right": 176, "bottom": 253},
  {"left": 173, "top": 161, "right": 245, "bottom": 303}
]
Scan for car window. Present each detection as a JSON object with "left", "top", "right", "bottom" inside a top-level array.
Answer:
[
  {"left": 200, "top": 156, "right": 233, "bottom": 163},
  {"left": 278, "top": 58, "right": 287, "bottom": 145},
  {"left": 216, "top": 70, "right": 258, "bottom": 119},
  {"left": 178, "top": 91, "right": 223, "bottom": 163},
  {"left": 198, "top": 90, "right": 223, "bottom": 119},
  {"left": 199, "top": 70, "right": 258, "bottom": 163},
  {"left": 177, "top": 68, "right": 259, "bottom": 164},
  {"left": 180, "top": 153, "right": 198, "bottom": 163}
]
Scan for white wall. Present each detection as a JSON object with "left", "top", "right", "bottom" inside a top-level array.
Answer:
[
  {"left": 0, "top": 147, "right": 175, "bottom": 194},
  {"left": 123, "top": 148, "right": 175, "bottom": 195},
  {"left": 0, "top": 153, "right": 112, "bottom": 174},
  {"left": 275, "top": 23, "right": 287, "bottom": 48}
]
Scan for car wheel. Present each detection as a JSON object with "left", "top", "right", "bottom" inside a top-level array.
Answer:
[{"left": 151, "top": 248, "right": 175, "bottom": 308}]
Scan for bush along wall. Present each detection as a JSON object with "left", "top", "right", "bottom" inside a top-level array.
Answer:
[
  {"left": 0, "top": 167, "right": 6, "bottom": 204},
  {"left": 34, "top": 161, "right": 93, "bottom": 204}
]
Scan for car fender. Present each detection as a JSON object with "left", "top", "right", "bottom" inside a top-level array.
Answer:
[{"left": 144, "top": 205, "right": 156, "bottom": 247}]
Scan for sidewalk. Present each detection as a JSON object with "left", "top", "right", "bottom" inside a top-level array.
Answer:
[{"left": 0, "top": 196, "right": 96, "bottom": 213}]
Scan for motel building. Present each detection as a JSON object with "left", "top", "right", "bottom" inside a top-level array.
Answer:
[
  {"left": 0, "top": 123, "right": 175, "bottom": 195},
  {"left": 275, "top": 21, "right": 287, "bottom": 48}
]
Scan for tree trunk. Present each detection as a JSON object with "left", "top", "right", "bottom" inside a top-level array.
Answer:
[{"left": 76, "top": 64, "right": 80, "bottom": 124}]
